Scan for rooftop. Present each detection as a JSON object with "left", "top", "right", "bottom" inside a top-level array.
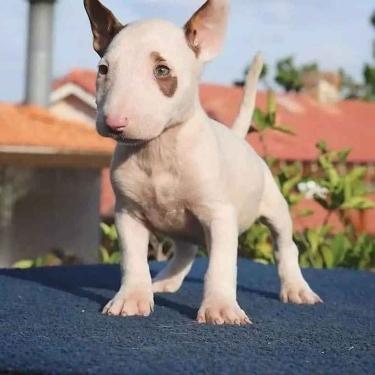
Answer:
[{"left": 0, "top": 102, "right": 115, "bottom": 168}]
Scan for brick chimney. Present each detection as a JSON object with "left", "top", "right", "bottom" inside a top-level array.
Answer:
[{"left": 301, "top": 71, "right": 342, "bottom": 104}]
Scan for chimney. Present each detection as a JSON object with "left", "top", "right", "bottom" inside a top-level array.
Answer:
[
  {"left": 301, "top": 71, "right": 342, "bottom": 104},
  {"left": 25, "top": 0, "right": 57, "bottom": 107}
]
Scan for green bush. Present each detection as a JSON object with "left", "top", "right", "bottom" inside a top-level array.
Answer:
[
  {"left": 98, "top": 223, "right": 174, "bottom": 265},
  {"left": 237, "top": 94, "right": 375, "bottom": 270},
  {"left": 12, "top": 248, "right": 80, "bottom": 269},
  {"left": 294, "top": 228, "right": 375, "bottom": 269}
]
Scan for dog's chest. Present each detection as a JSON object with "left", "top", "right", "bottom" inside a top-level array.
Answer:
[
  {"left": 142, "top": 172, "right": 183, "bottom": 225},
  {"left": 112, "top": 143, "right": 204, "bottom": 243},
  {"left": 136, "top": 171, "right": 201, "bottom": 239},
  {"left": 113, "top": 163, "right": 191, "bottom": 232}
]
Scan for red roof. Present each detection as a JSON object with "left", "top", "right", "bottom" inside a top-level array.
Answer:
[
  {"left": 0, "top": 102, "right": 114, "bottom": 153},
  {"left": 293, "top": 196, "right": 375, "bottom": 234},
  {"left": 201, "top": 84, "right": 375, "bottom": 163},
  {"left": 53, "top": 69, "right": 375, "bottom": 231},
  {"left": 53, "top": 69, "right": 97, "bottom": 96}
]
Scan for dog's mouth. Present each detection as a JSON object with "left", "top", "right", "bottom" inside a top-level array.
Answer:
[{"left": 107, "top": 131, "right": 148, "bottom": 147}]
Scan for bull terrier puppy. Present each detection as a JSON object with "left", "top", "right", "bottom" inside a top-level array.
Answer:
[{"left": 84, "top": 0, "right": 322, "bottom": 325}]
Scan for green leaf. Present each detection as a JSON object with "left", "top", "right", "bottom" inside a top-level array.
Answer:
[
  {"left": 272, "top": 125, "right": 296, "bottom": 135},
  {"left": 100, "top": 246, "right": 110, "bottom": 263},
  {"left": 337, "top": 149, "right": 351, "bottom": 162},
  {"left": 299, "top": 253, "right": 311, "bottom": 268},
  {"left": 265, "top": 156, "right": 276, "bottom": 167},
  {"left": 109, "top": 251, "right": 121, "bottom": 264},
  {"left": 12, "top": 259, "right": 34, "bottom": 269},
  {"left": 100, "top": 222, "right": 111, "bottom": 236},
  {"left": 297, "top": 209, "right": 314, "bottom": 217},
  {"left": 306, "top": 229, "right": 320, "bottom": 255},
  {"left": 330, "top": 184, "right": 346, "bottom": 209},
  {"left": 35, "top": 255, "right": 46, "bottom": 267},
  {"left": 317, "top": 155, "right": 330, "bottom": 169},
  {"left": 316, "top": 140, "right": 328, "bottom": 153},
  {"left": 341, "top": 197, "right": 375, "bottom": 210},
  {"left": 331, "top": 233, "right": 350, "bottom": 266},
  {"left": 197, "top": 246, "right": 208, "bottom": 257},
  {"left": 253, "top": 108, "right": 267, "bottom": 131},
  {"left": 109, "top": 225, "right": 118, "bottom": 241},
  {"left": 288, "top": 193, "right": 303, "bottom": 205},
  {"left": 321, "top": 246, "right": 335, "bottom": 269},
  {"left": 282, "top": 175, "right": 302, "bottom": 196},
  {"left": 347, "top": 166, "right": 368, "bottom": 182},
  {"left": 314, "top": 253, "right": 324, "bottom": 268}
]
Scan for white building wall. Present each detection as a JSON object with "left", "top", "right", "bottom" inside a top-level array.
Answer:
[{"left": 4, "top": 168, "right": 101, "bottom": 267}]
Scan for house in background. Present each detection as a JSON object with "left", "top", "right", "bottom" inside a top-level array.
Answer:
[
  {"left": 0, "top": 103, "right": 114, "bottom": 267},
  {"left": 49, "top": 68, "right": 375, "bottom": 233},
  {"left": 0, "top": 0, "right": 119, "bottom": 268}
]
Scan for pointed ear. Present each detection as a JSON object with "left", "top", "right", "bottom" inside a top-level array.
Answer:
[
  {"left": 84, "top": 0, "right": 123, "bottom": 57},
  {"left": 183, "top": 0, "right": 230, "bottom": 63}
]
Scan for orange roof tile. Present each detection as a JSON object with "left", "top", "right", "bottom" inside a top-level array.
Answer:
[{"left": 0, "top": 102, "right": 115, "bottom": 153}]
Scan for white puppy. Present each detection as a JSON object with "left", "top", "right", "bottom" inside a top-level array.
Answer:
[{"left": 84, "top": 0, "right": 322, "bottom": 325}]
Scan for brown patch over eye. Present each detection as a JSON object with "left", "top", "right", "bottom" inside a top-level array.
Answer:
[{"left": 151, "top": 52, "right": 178, "bottom": 98}]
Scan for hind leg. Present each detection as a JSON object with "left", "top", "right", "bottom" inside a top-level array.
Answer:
[
  {"left": 152, "top": 240, "right": 197, "bottom": 293},
  {"left": 260, "top": 171, "right": 322, "bottom": 304}
]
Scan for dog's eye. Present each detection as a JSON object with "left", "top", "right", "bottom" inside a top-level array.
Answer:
[
  {"left": 98, "top": 64, "right": 109, "bottom": 75},
  {"left": 155, "top": 65, "right": 170, "bottom": 78}
]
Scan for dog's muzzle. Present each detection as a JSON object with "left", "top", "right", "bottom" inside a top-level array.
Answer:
[{"left": 107, "top": 131, "right": 147, "bottom": 146}]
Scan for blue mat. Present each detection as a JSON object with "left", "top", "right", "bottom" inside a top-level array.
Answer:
[{"left": 0, "top": 258, "right": 374, "bottom": 375}]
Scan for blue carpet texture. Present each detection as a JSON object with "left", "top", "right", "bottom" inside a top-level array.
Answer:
[{"left": 0, "top": 258, "right": 374, "bottom": 375}]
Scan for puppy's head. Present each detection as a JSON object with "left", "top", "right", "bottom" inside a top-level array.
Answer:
[{"left": 84, "top": 0, "right": 230, "bottom": 144}]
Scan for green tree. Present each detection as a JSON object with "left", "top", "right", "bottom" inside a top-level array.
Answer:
[
  {"left": 338, "top": 68, "right": 363, "bottom": 99},
  {"left": 339, "top": 9, "right": 375, "bottom": 101},
  {"left": 234, "top": 56, "right": 318, "bottom": 93},
  {"left": 363, "top": 64, "right": 375, "bottom": 100},
  {"left": 274, "top": 56, "right": 318, "bottom": 92},
  {"left": 361, "top": 9, "right": 375, "bottom": 100},
  {"left": 236, "top": 9, "right": 375, "bottom": 101}
]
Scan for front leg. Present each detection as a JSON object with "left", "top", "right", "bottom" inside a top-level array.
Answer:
[
  {"left": 197, "top": 204, "right": 250, "bottom": 325},
  {"left": 103, "top": 209, "right": 154, "bottom": 317}
]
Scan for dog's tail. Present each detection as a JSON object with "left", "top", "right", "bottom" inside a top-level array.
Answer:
[{"left": 231, "top": 52, "right": 264, "bottom": 138}]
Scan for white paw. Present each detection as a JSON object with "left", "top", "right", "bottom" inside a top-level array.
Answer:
[
  {"left": 103, "top": 290, "right": 154, "bottom": 317},
  {"left": 197, "top": 299, "right": 251, "bottom": 325},
  {"left": 280, "top": 282, "right": 322, "bottom": 305},
  {"left": 152, "top": 274, "right": 184, "bottom": 293}
]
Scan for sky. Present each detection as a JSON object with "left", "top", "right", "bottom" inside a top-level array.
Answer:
[{"left": 0, "top": 0, "right": 374, "bottom": 103}]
